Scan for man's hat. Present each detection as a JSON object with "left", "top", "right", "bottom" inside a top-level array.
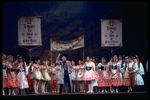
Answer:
[{"left": 60, "top": 54, "right": 68, "bottom": 60}]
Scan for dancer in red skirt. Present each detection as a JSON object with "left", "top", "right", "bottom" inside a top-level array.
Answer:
[
  {"left": 97, "top": 57, "right": 110, "bottom": 93},
  {"left": 109, "top": 56, "right": 121, "bottom": 93},
  {"left": 50, "top": 63, "right": 57, "bottom": 94},
  {"left": 122, "top": 56, "right": 131, "bottom": 92},
  {"left": 2, "top": 53, "right": 8, "bottom": 95},
  {"left": 6, "top": 55, "right": 20, "bottom": 95},
  {"left": 27, "top": 60, "right": 34, "bottom": 94}
]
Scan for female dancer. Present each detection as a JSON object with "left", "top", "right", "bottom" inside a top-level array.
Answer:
[
  {"left": 97, "top": 57, "right": 109, "bottom": 93},
  {"left": 70, "top": 60, "right": 77, "bottom": 93},
  {"left": 76, "top": 60, "right": 84, "bottom": 93},
  {"left": 2, "top": 53, "right": 8, "bottom": 95},
  {"left": 30, "top": 59, "right": 44, "bottom": 94},
  {"left": 51, "top": 63, "right": 57, "bottom": 94},
  {"left": 17, "top": 56, "right": 29, "bottom": 94},
  {"left": 122, "top": 56, "right": 131, "bottom": 92},
  {"left": 133, "top": 55, "right": 145, "bottom": 92},
  {"left": 109, "top": 56, "right": 121, "bottom": 93},
  {"left": 6, "top": 55, "right": 19, "bottom": 95},
  {"left": 28, "top": 60, "right": 34, "bottom": 94},
  {"left": 82, "top": 56, "right": 99, "bottom": 93},
  {"left": 41, "top": 60, "right": 51, "bottom": 94}
]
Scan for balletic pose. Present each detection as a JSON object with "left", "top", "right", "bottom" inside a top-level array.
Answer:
[
  {"left": 56, "top": 53, "right": 73, "bottom": 93},
  {"left": 76, "top": 60, "right": 84, "bottom": 93},
  {"left": 70, "top": 60, "right": 77, "bottom": 93},
  {"left": 41, "top": 60, "right": 51, "bottom": 94},
  {"left": 81, "top": 56, "right": 99, "bottom": 93},
  {"left": 30, "top": 59, "right": 44, "bottom": 94}
]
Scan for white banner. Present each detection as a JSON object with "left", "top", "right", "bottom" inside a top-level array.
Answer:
[
  {"left": 51, "top": 35, "right": 84, "bottom": 51},
  {"left": 101, "top": 19, "right": 122, "bottom": 47},
  {"left": 18, "top": 17, "right": 42, "bottom": 46}
]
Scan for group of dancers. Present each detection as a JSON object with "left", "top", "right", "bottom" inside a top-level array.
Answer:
[{"left": 2, "top": 53, "right": 145, "bottom": 95}]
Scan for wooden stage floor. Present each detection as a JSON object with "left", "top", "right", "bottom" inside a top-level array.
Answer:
[{"left": 2, "top": 92, "right": 148, "bottom": 99}]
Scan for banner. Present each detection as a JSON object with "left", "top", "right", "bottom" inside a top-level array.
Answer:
[
  {"left": 18, "top": 17, "right": 42, "bottom": 46},
  {"left": 101, "top": 19, "right": 122, "bottom": 47},
  {"left": 51, "top": 35, "right": 84, "bottom": 51}
]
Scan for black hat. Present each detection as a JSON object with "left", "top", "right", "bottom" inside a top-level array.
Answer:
[{"left": 60, "top": 54, "right": 68, "bottom": 60}]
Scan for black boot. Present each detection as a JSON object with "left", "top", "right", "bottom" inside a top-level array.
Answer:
[
  {"left": 25, "top": 88, "right": 30, "bottom": 94},
  {"left": 59, "top": 84, "right": 63, "bottom": 93},
  {"left": 69, "top": 85, "right": 71, "bottom": 93},
  {"left": 18, "top": 89, "right": 21, "bottom": 95}
]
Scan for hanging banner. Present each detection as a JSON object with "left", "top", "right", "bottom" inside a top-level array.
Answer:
[
  {"left": 101, "top": 19, "right": 122, "bottom": 47},
  {"left": 18, "top": 16, "right": 42, "bottom": 46},
  {"left": 51, "top": 35, "right": 84, "bottom": 51}
]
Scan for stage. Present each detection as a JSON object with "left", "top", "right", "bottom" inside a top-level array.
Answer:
[{"left": 2, "top": 92, "right": 148, "bottom": 99}]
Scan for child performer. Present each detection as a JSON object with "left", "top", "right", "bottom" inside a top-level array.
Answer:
[
  {"left": 76, "top": 60, "right": 84, "bottom": 93},
  {"left": 27, "top": 60, "right": 34, "bottom": 94},
  {"left": 70, "top": 60, "right": 77, "bottom": 93},
  {"left": 50, "top": 63, "right": 57, "bottom": 94},
  {"left": 41, "top": 60, "right": 51, "bottom": 94},
  {"left": 82, "top": 56, "right": 99, "bottom": 93},
  {"left": 97, "top": 57, "right": 109, "bottom": 93},
  {"left": 55, "top": 62, "right": 62, "bottom": 93},
  {"left": 30, "top": 59, "right": 44, "bottom": 94},
  {"left": 110, "top": 56, "right": 121, "bottom": 93}
]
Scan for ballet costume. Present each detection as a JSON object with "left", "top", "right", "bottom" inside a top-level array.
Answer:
[
  {"left": 122, "top": 63, "right": 131, "bottom": 87},
  {"left": 110, "top": 63, "right": 121, "bottom": 93},
  {"left": 41, "top": 65, "right": 51, "bottom": 94},
  {"left": 76, "top": 65, "right": 84, "bottom": 92},
  {"left": 30, "top": 64, "right": 44, "bottom": 94},
  {"left": 81, "top": 61, "right": 99, "bottom": 93},
  {"left": 17, "top": 62, "right": 29, "bottom": 94},
  {"left": 2, "top": 63, "right": 8, "bottom": 95},
  {"left": 70, "top": 65, "right": 77, "bottom": 93},
  {"left": 97, "top": 63, "right": 109, "bottom": 93},
  {"left": 6, "top": 61, "right": 20, "bottom": 95},
  {"left": 51, "top": 67, "right": 57, "bottom": 93},
  {"left": 82, "top": 62, "right": 99, "bottom": 81}
]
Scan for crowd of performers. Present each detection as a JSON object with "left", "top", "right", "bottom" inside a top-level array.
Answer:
[{"left": 2, "top": 53, "right": 146, "bottom": 95}]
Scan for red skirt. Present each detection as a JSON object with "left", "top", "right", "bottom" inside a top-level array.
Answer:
[
  {"left": 28, "top": 74, "right": 34, "bottom": 92},
  {"left": 6, "top": 70, "right": 14, "bottom": 88},
  {"left": 51, "top": 75, "right": 57, "bottom": 91},
  {"left": 98, "top": 71, "right": 110, "bottom": 87},
  {"left": 111, "top": 72, "right": 121, "bottom": 86},
  {"left": 122, "top": 78, "right": 130, "bottom": 86},
  {"left": 12, "top": 73, "right": 20, "bottom": 88},
  {"left": 3, "top": 77, "right": 8, "bottom": 88}
]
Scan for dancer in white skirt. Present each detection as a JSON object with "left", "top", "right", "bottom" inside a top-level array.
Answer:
[
  {"left": 70, "top": 60, "right": 77, "bottom": 93},
  {"left": 17, "top": 56, "right": 29, "bottom": 94},
  {"left": 82, "top": 56, "right": 99, "bottom": 93},
  {"left": 30, "top": 59, "right": 44, "bottom": 94},
  {"left": 133, "top": 55, "right": 145, "bottom": 92},
  {"left": 76, "top": 60, "right": 84, "bottom": 93},
  {"left": 41, "top": 60, "right": 51, "bottom": 94}
]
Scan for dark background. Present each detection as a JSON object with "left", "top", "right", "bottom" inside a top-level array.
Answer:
[{"left": 2, "top": 1, "right": 148, "bottom": 64}]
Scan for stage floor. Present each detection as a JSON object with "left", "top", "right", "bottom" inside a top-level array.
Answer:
[{"left": 3, "top": 92, "right": 148, "bottom": 99}]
